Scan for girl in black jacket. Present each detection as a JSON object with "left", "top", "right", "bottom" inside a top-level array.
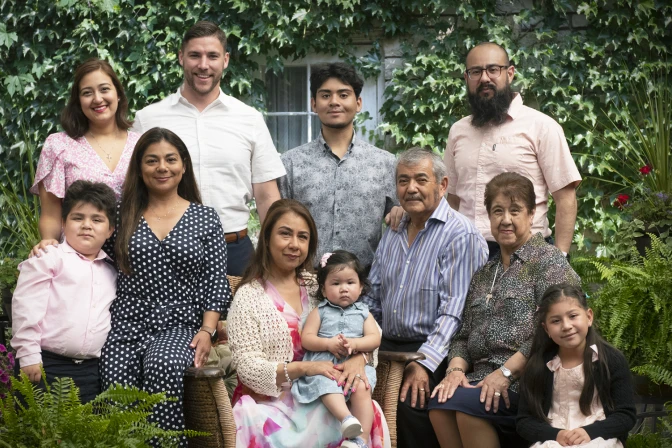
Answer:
[{"left": 516, "top": 284, "right": 635, "bottom": 447}]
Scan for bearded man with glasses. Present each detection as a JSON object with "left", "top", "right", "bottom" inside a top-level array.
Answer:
[{"left": 443, "top": 42, "right": 581, "bottom": 261}]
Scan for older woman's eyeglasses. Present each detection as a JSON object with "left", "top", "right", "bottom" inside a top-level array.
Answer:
[{"left": 465, "top": 65, "right": 510, "bottom": 80}]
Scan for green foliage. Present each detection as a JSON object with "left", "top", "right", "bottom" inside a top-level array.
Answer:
[
  {"left": 628, "top": 432, "right": 672, "bottom": 448},
  {"left": 0, "top": 131, "right": 40, "bottom": 260},
  {"left": 578, "top": 74, "right": 672, "bottom": 195},
  {"left": 0, "top": 258, "right": 20, "bottom": 295},
  {"left": 0, "top": 371, "right": 207, "bottom": 447},
  {"left": 588, "top": 235, "right": 672, "bottom": 386},
  {"left": 378, "top": 0, "right": 672, "bottom": 251},
  {"left": 1, "top": 0, "right": 672, "bottom": 252},
  {"left": 628, "top": 401, "right": 672, "bottom": 447}
]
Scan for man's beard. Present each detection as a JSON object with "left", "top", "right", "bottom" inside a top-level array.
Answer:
[
  {"left": 467, "top": 82, "right": 514, "bottom": 128},
  {"left": 185, "top": 71, "right": 222, "bottom": 96}
]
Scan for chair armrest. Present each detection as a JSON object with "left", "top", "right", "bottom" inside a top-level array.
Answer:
[
  {"left": 184, "top": 366, "right": 227, "bottom": 378},
  {"left": 378, "top": 351, "right": 425, "bottom": 363}
]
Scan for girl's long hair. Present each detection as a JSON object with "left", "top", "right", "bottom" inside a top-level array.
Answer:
[
  {"left": 116, "top": 127, "right": 201, "bottom": 275},
  {"left": 520, "top": 283, "right": 615, "bottom": 422},
  {"left": 240, "top": 199, "right": 318, "bottom": 288}
]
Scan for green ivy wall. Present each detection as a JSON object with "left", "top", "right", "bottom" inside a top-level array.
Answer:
[{"left": 1, "top": 0, "right": 671, "bottom": 250}]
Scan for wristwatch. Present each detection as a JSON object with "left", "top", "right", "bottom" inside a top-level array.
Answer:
[
  {"left": 199, "top": 325, "right": 217, "bottom": 342},
  {"left": 499, "top": 365, "right": 513, "bottom": 381}
]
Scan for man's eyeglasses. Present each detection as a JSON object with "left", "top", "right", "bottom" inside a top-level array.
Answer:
[{"left": 465, "top": 65, "right": 509, "bottom": 80}]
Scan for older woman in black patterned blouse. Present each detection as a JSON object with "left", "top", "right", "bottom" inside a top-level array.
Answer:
[{"left": 427, "top": 172, "right": 580, "bottom": 448}]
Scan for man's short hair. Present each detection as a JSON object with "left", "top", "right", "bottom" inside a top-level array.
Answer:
[
  {"left": 62, "top": 180, "right": 116, "bottom": 225},
  {"left": 465, "top": 42, "right": 511, "bottom": 66},
  {"left": 395, "top": 146, "right": 447, "bottom": 182},
  {"left": 310, "top": 63, "right": 364, "bottom": 99},
  {"left": 182, "top": 21, "right": 227, "bottom": 51}
]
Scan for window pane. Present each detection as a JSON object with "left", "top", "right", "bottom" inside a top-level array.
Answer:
[
  {"left": 312, "top": 114, "right": 321, "bottom": 140},
  {"left": 266, "top": 67, "right": 307, "bottom": 113},
  {"left": 266, "top": 115, "right": 309, "bottom": 153}
]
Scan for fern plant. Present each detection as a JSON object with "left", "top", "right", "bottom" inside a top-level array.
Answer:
[
  {"left": 0, "top": 371, "right": 207, "bottom": 447},
  {"left": 587, "top": 235, "right": 672, "bottom": 387}
]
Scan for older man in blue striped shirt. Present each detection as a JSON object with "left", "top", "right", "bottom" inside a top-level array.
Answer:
[{"left": 363, "top": 147, "right": 488, "bottom": 448}]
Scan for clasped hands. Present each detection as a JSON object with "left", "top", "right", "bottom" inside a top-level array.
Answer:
[
  {"left": 326, "top": 333, "right": 359, "bottom": 359},
  {"left": 555, "top": 428, "right": 591, "bottom": 446}
]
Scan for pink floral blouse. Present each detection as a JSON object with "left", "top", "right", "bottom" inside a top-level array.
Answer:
[{"left": 30, "top": 131, "right": 140, "bottom": 200}]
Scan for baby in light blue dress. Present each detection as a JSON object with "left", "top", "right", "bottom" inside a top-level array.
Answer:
[{"left": 292, "top": 250, "right": 380, "bottom": 448}]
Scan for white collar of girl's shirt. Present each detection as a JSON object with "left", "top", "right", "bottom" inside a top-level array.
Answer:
[{"left": 546, "top": 344, "right": 599, "bottom": 372}]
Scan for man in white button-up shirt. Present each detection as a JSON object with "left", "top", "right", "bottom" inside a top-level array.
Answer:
[{"left": 133, "top": 21, "right": 286, "bottom": 275}]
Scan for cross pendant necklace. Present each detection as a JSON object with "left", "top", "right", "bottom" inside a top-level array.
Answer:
[{"left": 88, "top": 132, "right": 114, "bottom": 163}]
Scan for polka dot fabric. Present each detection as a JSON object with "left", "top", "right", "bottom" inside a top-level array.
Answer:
[{"left": 101, "top": 202, "right": 231, "bottom": 446}]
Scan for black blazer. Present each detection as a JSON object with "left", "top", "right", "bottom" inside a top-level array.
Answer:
[{"left": 516, "top": 344, "right": 636, "bottom": 446}]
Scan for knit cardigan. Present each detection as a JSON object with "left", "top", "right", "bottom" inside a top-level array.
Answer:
[
  {"left": 516, "top": 344, "right": 636, "bottom": 446},
  {"left": 227, "top": 274, "right": 378, "bottom": 398}
]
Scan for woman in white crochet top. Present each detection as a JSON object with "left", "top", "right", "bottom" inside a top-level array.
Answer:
[{"left": 228, "top": 199, "right": 390, "bottom": 447}]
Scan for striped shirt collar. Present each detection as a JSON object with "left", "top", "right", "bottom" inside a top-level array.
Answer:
[{"left": 399, "top": 197, "right": 452, "bottom": 232}]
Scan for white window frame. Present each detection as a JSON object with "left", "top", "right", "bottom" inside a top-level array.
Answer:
[{"left": 259, "top": 50, "right": 385, "bottom": 147}]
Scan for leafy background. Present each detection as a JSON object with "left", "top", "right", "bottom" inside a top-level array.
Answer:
[{"left": 1, "top": 0, "right": 671, "bottom": 254}]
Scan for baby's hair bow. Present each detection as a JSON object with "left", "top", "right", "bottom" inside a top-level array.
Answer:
[{"left": 320, "top": 252, "right": 333, "bottom": 268}]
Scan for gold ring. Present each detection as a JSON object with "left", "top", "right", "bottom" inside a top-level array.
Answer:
[
  {"left": 438, "top": 384, "right": 445, "bottom": 389},
  {"left": 419, "top": 388, "right": 425, "bottom": 391},
  {"left": 355, "top": 374, "right": 361, "bottom": 378},
  {"left": 494, "top": 391, "right": 501, "bottom": 397}
]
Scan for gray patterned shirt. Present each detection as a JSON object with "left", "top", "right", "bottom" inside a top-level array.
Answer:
[{"left": 278, "top": 132, "right": 397, "bottom": 267}]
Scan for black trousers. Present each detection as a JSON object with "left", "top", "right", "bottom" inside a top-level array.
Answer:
[
  {"left": 226, "top": 234, "right": 254, "bottom": 277},
  {"left": 16, "top": 350, "right": 100, "bottom": 403},
  {"left": 380, "top": 337, "right": 447, "bottom": 448}
]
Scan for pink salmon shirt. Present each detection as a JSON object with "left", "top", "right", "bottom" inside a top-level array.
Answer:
[
  {"left": 444, "top": 94, "right": 582, "bottom": 241},
  {"left": 11, "top": 240, "right": 117, "bottom": 366}
]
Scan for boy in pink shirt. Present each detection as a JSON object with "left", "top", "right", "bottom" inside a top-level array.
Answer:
[{"left": 12, "top": 180, "right": 117, "bottom": 403}]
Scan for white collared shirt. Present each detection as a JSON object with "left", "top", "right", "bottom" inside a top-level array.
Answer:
[{"left": 133, "top": 88, "right": 286, "bottom": 232}]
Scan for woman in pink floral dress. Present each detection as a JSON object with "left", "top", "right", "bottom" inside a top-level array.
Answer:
[
  {"left": 228, "top": 199, "right": 390, "bottom": 448},
  {"left": 30, "top": 58, "right": 140, "bottom": 255}
]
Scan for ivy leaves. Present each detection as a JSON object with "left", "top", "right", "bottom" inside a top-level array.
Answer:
[{"left": 0, "top": 24, "right": 17, "bottom": 49}]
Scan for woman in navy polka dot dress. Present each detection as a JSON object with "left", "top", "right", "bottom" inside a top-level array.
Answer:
[{"left": 100, "top": 127, "right": 231, "bottom": 445}]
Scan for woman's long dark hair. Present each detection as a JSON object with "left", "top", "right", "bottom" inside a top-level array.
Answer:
[
  {"left": 61, "top": 58, "right": 132, "bottom": 138},
  {"left": 116, "top": 127, "right": 201, "bottom": 275},
  {"left": 240, "top": 199, "right": 318, "bottom": 288},
  {"left": 520, "top": 283, "right": 615, "bottom": 422}
]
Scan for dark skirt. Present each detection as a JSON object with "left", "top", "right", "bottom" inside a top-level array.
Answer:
[{"left": 428, "top": 381, "right": 527, "bottom": 447}]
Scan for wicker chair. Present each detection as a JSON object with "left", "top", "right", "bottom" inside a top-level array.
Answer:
[{"left": 183, "top": 275, "right": 425, "bottom": 448}]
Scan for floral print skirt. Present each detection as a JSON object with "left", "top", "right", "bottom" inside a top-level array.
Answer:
[{"left": 233, "top": 384, "right": 390, "bottom": 448}]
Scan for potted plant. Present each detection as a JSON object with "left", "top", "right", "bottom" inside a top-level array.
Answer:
[{"left": 1, "top": 370, "right": 207, "bottom": 446}]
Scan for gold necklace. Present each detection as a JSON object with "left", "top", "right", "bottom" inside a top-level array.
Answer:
[
  {"left": 150, "top": 201, "right": 179, "bottom": 221},
  {"left": 88, "top": 131, "right": 116, "bottom": 164}
]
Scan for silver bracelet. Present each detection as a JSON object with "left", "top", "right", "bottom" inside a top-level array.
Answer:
[{"left": 283, "top": 361, "right": 292, "bottom": 384}]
